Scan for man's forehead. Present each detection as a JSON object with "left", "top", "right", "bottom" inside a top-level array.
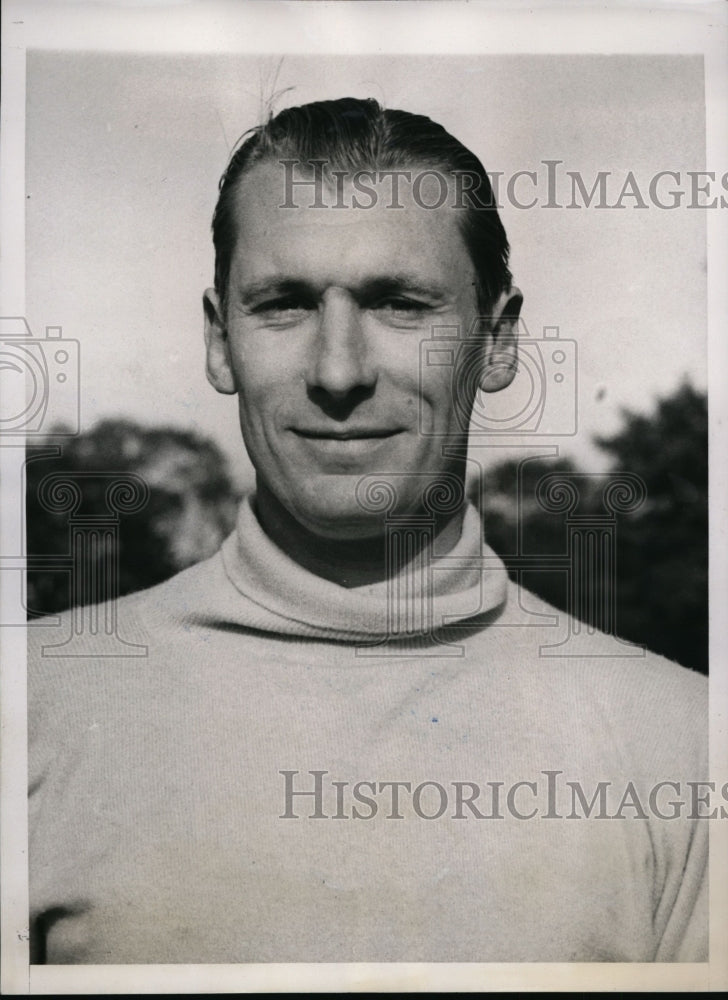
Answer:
[{"left": 226, "top": 162, "right": 477, "bottom": 296}]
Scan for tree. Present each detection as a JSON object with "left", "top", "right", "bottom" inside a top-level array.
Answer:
[
  {"left": 26, "top": 419, "right": 240, "bottom": 616},
  {"left": 594, "top": 382, "right": 708, "bottom": 673},
  {"left": 476, "top": 381, "right": 708, "bottom": 674}
]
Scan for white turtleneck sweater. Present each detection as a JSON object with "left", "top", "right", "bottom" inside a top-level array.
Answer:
[{"left": 28, "top": 498, "right": 708, "bottom": 964}]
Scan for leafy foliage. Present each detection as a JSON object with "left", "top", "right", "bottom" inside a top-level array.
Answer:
[{"left": 594, "top": 382, "right": 708, "bottom": 673}]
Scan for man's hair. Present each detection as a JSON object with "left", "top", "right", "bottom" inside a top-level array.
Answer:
[{"left": 212, "top": 96, "right": 511, "bottom": 314}]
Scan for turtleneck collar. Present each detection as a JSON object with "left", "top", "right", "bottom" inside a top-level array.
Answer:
[{"left": 218, "top": 494, "right": 509, "bottom": 642}]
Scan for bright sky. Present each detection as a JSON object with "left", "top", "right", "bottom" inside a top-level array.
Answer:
[{"left": 25, "top": 52, "right": 707, "bottom": 487}]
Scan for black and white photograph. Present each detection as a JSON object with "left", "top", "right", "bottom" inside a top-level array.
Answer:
[{"left": 1, "top": 0, "right": 726, "bottom": 993}]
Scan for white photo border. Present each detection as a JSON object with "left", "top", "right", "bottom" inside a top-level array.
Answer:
[{"left": 1, "top": 0, "right": 726, "bottom": 993}]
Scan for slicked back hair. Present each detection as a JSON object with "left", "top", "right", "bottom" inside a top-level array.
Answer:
[{"left": 212, "top": 96, "right": 511, "bottom": 316}]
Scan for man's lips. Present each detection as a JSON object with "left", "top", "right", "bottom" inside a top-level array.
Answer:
[
  {"left": 290, "top": 427, "right": 406, "bottom": 462},
  {"left": 292, "top": 427, "right": 403, "bottom": 440}
]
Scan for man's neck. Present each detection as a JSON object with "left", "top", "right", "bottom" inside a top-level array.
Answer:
[{"left": 253, "top": 480, "right": 466, "bottom": 589}]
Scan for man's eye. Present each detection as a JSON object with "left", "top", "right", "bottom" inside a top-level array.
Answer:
[
  {"left": 252, "top": 297, "right": 314, "bottom": 315},
  {"left": 374, "top": 298, "right": 429, "bottom": 314}
]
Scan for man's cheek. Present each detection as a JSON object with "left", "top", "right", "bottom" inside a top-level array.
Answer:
[{"left": 428, "top": 381, "right": 464, "bottom": 433}]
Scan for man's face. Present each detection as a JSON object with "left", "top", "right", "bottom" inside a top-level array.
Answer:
[{"left": 205, "top": 162, "right": 491, "bottom": 540}]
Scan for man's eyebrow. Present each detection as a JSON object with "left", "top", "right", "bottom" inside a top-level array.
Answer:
[
  {"left": 356, "top": 275, "right": 450, "bottom": 301},
  {"left": 238, "top": 279, "right": 312, "bottom": 305}
]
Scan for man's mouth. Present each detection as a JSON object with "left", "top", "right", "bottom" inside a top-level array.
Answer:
[
  {"left": 291, "top": 427, "right": 404, "bottom": 459},
  {"left": 294, "top": 428, "right": 402, "bottom": 440}
]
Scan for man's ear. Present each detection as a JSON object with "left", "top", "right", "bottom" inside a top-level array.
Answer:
[
  {"left": 203, "top": 288, "right": 237, "bottom": 395},
  {"left": 479, "top": 286, "right": 523, "bottom": 393}
]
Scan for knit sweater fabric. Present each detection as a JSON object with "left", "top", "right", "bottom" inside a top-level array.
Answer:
[{"left": 28, "top": 497, "right": 708, "bottom": 964}]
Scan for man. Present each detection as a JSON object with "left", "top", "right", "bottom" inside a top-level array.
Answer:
[{"left": 29, "top": 97, "right": 707, "bottom": 963}]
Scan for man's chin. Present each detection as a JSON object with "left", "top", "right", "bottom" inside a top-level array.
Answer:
[
  {"left": 276, "top": 468, "right": 464, "bottom": 540},
  {"left": 288, "top": 504, "right": 388, "bottom": 542}
]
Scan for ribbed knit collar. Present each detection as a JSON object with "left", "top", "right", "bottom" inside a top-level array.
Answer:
[{"left": 219, "top": 494, "right": 508, "bottom": 642}]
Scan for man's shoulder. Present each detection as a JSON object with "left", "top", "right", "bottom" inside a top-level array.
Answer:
[
  {"left": 492, "top": 578, "right": 707, "bottom": 744},
  {"left": 26, "top": 550, "right": 237, "bottom": 744},
  {"left": 502, "top": 576, "right": 705, "bottom": 672},
  {"left": 26, "top": 548, "right": 236, "bottom": 724},
  {"left": 28, "top": 546, "right": 227, "bottom": 655}
]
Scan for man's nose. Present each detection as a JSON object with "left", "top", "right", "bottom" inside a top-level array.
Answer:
[{"left": 306, "top": 290, "right": 377, "bottom": 401}]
